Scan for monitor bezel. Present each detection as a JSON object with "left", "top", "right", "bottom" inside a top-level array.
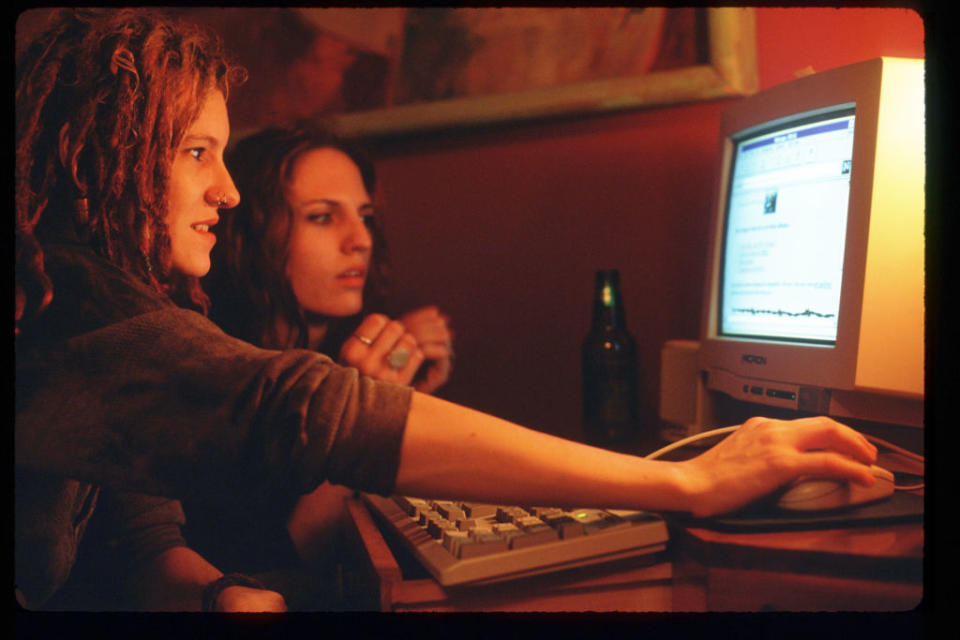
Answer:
[{"left": 699, "top": 59, "right": 884, "bottom": 392}]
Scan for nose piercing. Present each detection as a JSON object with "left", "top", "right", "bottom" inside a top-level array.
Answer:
[{"left": 214, "top": 193, "right": 227, "bottom": 208}]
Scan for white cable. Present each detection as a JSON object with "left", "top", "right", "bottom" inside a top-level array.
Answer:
[
  {"left": 863, "top": 434, "right": 924, "bottom": 491},
  {"left": 863, "top": 434, "right": 925, "bottom": 463},
  {"left": 644, "top": 425, "right": 739, "bottom": 460},
  {"left": 647, "top": 424, "right": 925, "bottom": 491}
]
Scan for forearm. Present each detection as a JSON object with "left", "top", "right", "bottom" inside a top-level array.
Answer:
[
  {"left": 394, "top": 392, "right": 691, "bottom": 512},
  {"left": 396, "top": 395, "right": 880, "bottom": 519},
  {"left": 128, "top": 547, "right": 288, "bottom": 612}
]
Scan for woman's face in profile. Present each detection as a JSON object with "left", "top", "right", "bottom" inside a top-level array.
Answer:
[
  {"left": 166, "top": 90, "right": 239, "bottom": 277},
  {"left": 282, "top": 147, "right": 375, "bottom": 318}
]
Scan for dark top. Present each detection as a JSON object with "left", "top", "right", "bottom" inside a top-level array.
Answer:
[{"left": 15, "top": 243, "right": 413, "bottom": 608}]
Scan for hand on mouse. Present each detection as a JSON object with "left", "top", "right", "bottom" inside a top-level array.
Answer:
[{"left": 674, "top": 416, "right": 879, "bottom": 518}]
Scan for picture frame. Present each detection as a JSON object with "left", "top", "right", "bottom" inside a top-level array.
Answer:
[{"left": 331, "top": 7, "right": 758, "bottom": 138}]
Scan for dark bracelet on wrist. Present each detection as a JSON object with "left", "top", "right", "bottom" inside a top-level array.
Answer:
[{"left": 201, "top": 573, "right": 266, "bottom": 612}]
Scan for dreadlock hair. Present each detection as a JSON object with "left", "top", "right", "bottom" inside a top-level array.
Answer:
[
  {"left": 15, "top": 8, "right": 246, "bottom": 332},
  {"left": 205, "top": 122, "right": 391, "bottom": 351}
]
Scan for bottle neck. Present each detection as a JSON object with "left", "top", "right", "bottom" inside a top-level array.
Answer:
[{"left": 591, "top": 274, "right": 626, "bottom": 330}]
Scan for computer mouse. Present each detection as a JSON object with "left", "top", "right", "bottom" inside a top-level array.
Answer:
[{"left": 775, "top": 464, "right": 895, "bottom": 512}]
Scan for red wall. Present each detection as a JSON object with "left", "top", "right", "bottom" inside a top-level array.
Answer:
[{"left": 370, "top": 8, "right": 925, "bottom": 443}]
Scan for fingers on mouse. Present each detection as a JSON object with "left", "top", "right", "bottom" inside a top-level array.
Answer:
[{"left": 775, "top": 465, "right": 895, "bottom": 512}]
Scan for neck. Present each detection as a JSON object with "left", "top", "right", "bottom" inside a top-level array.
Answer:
[
  {"left": 306, "top": 322, "right": 329, "bottom": 352},
  {"left": 269, "top": 313, "right": 329, "bottom": 351}
]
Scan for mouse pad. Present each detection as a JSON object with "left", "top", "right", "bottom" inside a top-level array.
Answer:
[{"left": 666, "top": 491, "right": 924, "bottom": 533}]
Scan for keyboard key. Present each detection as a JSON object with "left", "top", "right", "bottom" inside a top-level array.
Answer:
[
  {"left": 393, "top": 495, "right": 428, "bottom": 516},
  {"left": 608, "top": 510, "right": 662, "bottom": 524},
  {"left": 496, "top": 506, "right": 528, "bottom": 523},
  {"left": 456, "top": 518, "right": 480, "bottom": 531},
  {"left": 515, "top": 515, "right": 546, "bottom": 528},
  {"left": 435, "top": 503, "right": 466, "bottom": 521},
  {"left": 458, "top": 532, "right": 509, "bottom": 559},
  {"left": 460, "top": 503, "right": 498, "bottom": 518},
  {"left": 442, "top": 529, "right": 470, "bottom": 554},
  {"left": 527, "top": 506, "right": 564, "bottom": 518},
  {"left": 583, "top": 514, "right": 630, "bottom": 534},
  {"left": 509, "top": 524, "right": 559, "bottom": 549},
  {"left": 427, "top": 518, "right": 458, "bottom": 539},
  {"left": 541, "top": 514, "right": 585, "bottom": 539},
  {"left": 568, "top": 509, "right": 605, "bottom": 526}
]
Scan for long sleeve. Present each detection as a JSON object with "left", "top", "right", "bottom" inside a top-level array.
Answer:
[
  {"left": 15, "top": 244, "right": 412, "bottom": 610},
  {"left": 16, "top": 307, "right": 412, "bottom": 501},
  {"left": 15, "top": 245, "right": 413, "bottom": 504},
  {"left": 34, "top": 489, "right": 189, "bottom": 610}
]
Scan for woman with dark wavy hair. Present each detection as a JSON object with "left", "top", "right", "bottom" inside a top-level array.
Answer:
[
  {"left": 15, "top": 7, "right": 883, "bottom": 613},
  {"left": 207, "top": 123, "right": 453, "bottom": 394},
  {"left": 191, "top": 124, "right": 453, "bottom": 574}
]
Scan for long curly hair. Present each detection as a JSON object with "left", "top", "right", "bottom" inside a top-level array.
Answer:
[
  {"left": 15, "top": 8, "right": 246, "bottom": 331},
  {"left": 206, "top": 123, "right": 390, "bottom": 351}
]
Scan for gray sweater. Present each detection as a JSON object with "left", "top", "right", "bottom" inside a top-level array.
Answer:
[{"left": 15, "top": 244, "right": 413, "bottom": 608}]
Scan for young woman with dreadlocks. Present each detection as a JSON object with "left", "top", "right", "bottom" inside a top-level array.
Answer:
[
  {"left": 15, "top": 8, "right": 882, "bottom": 612},
  {"left": 15, "top": 8, "right": 289, "bottom": 612}
]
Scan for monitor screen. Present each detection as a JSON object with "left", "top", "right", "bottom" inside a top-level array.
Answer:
[
  {"left": 696, "top": 58, "right": 923, "bottom": 424},
  {"left": 719, "top": 106, "right": 856, "bottom": 345}
]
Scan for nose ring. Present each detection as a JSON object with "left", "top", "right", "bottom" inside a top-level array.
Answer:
[{"left": 215, "top": 193, "right": 227, "bottom": 208}]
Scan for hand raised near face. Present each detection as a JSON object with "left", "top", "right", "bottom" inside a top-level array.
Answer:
[
  {"left": 399, "top": 305, "right": 454, "bottom": 394},
  {"left": 339, "top": 313, "right": 426, "bottom": 387}
]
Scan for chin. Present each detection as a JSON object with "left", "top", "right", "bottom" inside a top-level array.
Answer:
[
  {"left": 173, "top": 259, "right": 211, "bottom": 279},
  {"left": 308, "top": 298, "right": 363, "bottom": 318},
  {"left": 330, "top": 304, "right": 364, "bottom": 318}
]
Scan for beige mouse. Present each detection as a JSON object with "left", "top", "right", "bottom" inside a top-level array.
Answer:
[{"left": 775, "top": 464, "right": 895, "bottom": 512}]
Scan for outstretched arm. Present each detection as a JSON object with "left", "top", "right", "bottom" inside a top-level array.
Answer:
[{"left": 394, "top": 393, "right": 878, "bottom": 518}]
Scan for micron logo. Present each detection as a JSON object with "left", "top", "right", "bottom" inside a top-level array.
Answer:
[{"left": 742, "top": 354, "right": 767, "bottom": 365}]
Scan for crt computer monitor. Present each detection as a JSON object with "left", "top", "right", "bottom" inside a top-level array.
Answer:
[{"left": 697, "top": 57, "right": 924, "bottom": 427}]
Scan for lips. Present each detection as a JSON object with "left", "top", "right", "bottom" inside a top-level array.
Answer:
[
  {"left": 191, "top": 217, "right": 219, "bottom": 235},
  {"left": 336, "top": 266, "right": 367, "bottom": 288}
]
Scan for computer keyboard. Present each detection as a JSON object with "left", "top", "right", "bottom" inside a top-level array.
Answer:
[{"left": 361, "top": 493, "right": 669, "bottom": 586}]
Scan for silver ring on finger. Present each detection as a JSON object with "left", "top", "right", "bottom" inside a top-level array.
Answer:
[
  {"left": 387, "top": 348, "right": 410, "bottom": 370},
  {"left": 353, "top": 333, "right": 374, "bottom": 346}
]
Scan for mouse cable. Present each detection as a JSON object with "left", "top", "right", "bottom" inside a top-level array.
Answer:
[
  {"left": 646, "top": 425, "right": 925, "bottom": 491},
  {"left": 644, "top": 425, "right": 739, "bottom": 460}
]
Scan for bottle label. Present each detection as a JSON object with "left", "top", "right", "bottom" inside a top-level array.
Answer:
[
  {"left": 596, "top": 378, "right": 634, "bottom": 422},
  {"left": 582, "top": 365, "right": 638, "bottom": 443}
]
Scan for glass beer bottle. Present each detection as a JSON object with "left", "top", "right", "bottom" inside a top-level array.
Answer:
[{"left": 581, "top": 269, "right": 639, "bottom": 447}]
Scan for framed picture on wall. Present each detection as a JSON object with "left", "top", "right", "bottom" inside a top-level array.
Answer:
[
  {"left": 330, "top": 7, "right": 759, "bottom": 138},
  {"left": 17, "top": 7, "right": 757, "bottom": 139}
]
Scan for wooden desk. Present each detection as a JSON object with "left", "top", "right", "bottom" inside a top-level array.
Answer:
[
  {"left": 672, "top": 523, "right": 923, "bottom": 611},
  {"left": 343, "top": 496, "right": 923, "bottom": 612}
]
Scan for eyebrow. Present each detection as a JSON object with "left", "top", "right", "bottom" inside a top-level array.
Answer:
[
  {"left": 300, "top": 199, "right": 374, "bottom": 209},
  {"left": 181, "top": 134, "right": 222, "bottom": 147}
]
